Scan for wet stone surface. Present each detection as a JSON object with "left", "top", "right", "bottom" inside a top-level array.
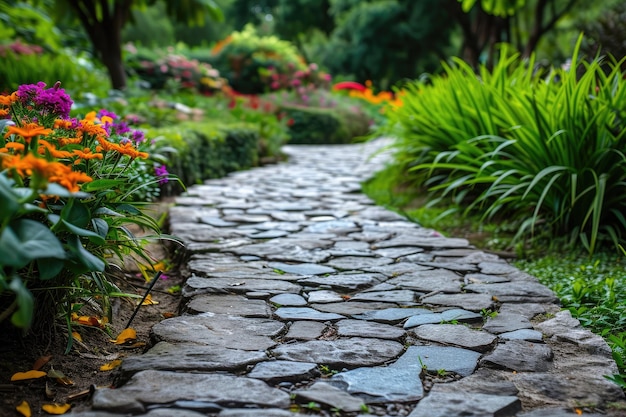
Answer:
[{"left": 76, "top": 141, "right": 626, "bottom": 417}]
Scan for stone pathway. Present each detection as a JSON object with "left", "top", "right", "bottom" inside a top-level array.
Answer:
[{"left": 72, "top": 140, "right": 624, "bottom": 417}]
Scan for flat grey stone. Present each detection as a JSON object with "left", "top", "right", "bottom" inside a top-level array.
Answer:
[
  {"left": 499, "top": 329, "right": 544, "bottom": 341},
  {"left": 274, "top": 307, "right": 344, "bottom": 321},
  {"left": 478, "top": 261, "right": 519, "bottom": 275},
  {"left": 312, "top": 302, "right": 400, "bottom": 316},
  {"left": 294, "top": 381, "right": 365, "bottom": 413},
  {"left": 412, "top": 324, "right": 496, "bottom": 352},
  {"left": 464, "top": 281, "right": 557, "bottom": 303},
  {"left": 247, "top": 360, "right": 319, "bottom": 382},
  {"left": 334, "top": 240, "right": 371, "bottom": 251},
  {"left": 307, "top": 290, "right": 344, "bottom": 303},
  {"left": 351, "top": 290, "right": 417, "bottom": 304},
  {"left": 200, "top": 216, "right": 238, "bottom": 227},
  {"left": 420, "top": 293, "right": 494, "bottom": 312},
  {"left": 272, "top": 338, "right": 404, "bottom": 367},
  {"left": 298, "top": 273, "right": 384, "bottom": 291},
  {"left": 222, "top": 214, "right": 272, "bottom": 223},
  {"left": 285, "top": 321, "right": 326, "bottom": 340},
  {"left": 429, "top": 368, "right": 519, "bottom": 396},
  {"left": 353, "top": 307, "right": 431, "bottom": 323},
  {"left": 92, "top": 370, "right": 290, "bottom": 413},
  {"left": 187, "top": 295, "right": 271, "bottom": 318},
  {"left": 384, "top": 269, "right": 462, "bottom": 293},
  {"left": 325, "top": 256, "right": 393, "bottom": 271},
  {"left": 152, "top": 314, "right": 284, "bottom": 350},
  {"left": 270, "top": 293, "right": 307, "bottom": 306},
  {"left": 365, "top": 263, "right": 432, "bottom": 276},
  {"left": 499, "top": 303, "right": 547, "bottom": 319},
  {"left": 269, "top": 211, "right": 307, "bottom": 222},
  {"left": 535, "top": 311, "right": 613, "bottom": 356},
  {"left": 249, "top": 230, "right": 290, "bottom": 239},
  {"left": 228, "top": 240, "right": 332, "bottom": 263},
  {"left": 348, "top": 231, "right": 392, "bottom": 243},
  {"left": 121, "top": 342, "right": 267, "bottom": 373},
  {"left": 404, "top": 308, "right": 481, "bottom": 328},
  {"left": 407, "top": 391, "right": 521, "bottom": 417},
  {"left": 374, "top": 235, "right": 470, "bottom": 249},
  {"left": 465, "top": 273, "right": 511, "bottom": 284},
  {"left": 336, "top": 319, "right": 405, "bottom": 340},
  {"left": 373, "top": 246, "right": 424, "bottom": 258},
  {"left": 269, "top": 262, "right": 336, "bottom": 275},
  {"left": 219, "top": 409, "right": 302, "bottom": 416},
  {"left": 305, "top": 220, "right": 358, "bottom": 233},
  {"left": 417, "top": 261, "right": 478, "bottom": 273},
  {"left": 480, "top": 340, "right": 553, "bottom": 371},
  {"left": 401, "top": 345, "right": 480, "bottom": 377},
  {"left": 330, "top": 362, "right": 424, "bottom": 403},
  {"left": 183, "top": 276, "right": 302, "bottom": 297},
  {"left": 482, "top": 312, "right": 533, "bottom": 334}
]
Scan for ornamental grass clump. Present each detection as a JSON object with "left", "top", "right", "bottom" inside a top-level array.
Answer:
[
  {"left": 385, "top": 36, "right": 626, "bottom": 253},
  {"left": 0, "top": 81, "right": 175, "bottom": 334}
]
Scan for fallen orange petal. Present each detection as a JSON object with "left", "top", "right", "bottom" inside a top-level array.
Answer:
[
  {"left": 138, "top": 294, "right": 159, "bottom": 305},
  {"left": 41, "top": 403, "right": 71, "bottom": 415},
  {"left": 32, "top": 355, "right": 53, "bottom": 371},
  {"left": 575, "top": 409, "right": 583, "bottom": 416},
  {"left": 16, "top": 400, "right": 31, "bottom": 417},
  {"left": 109, "top": 328, "right": 137, "bottom": 344},
  {"left": 99, "top": 359, "right": 122, "bottom": 371},
  {"left": 71, "top": 332, "right": 82, "bottom": 342},
  {"left": 11, "top": 370, "right": 47, "bottom": 381}
]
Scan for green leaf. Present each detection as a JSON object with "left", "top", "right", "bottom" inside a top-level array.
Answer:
[
  {"left": 0, "top": 220, "right": 66, "bottom": 268},
  {"left": 36, "top": 258, "right": 65, "bottom": 280},
  {"left": 61, "top": 219, "right": 105, "bottom": 245},
  {"left": 92, "top": 218, "right": 109, "bottom": 239},
  {"left": 81, "top": 178, "right": 125, "bottom": 192},
  {"left": 67, "top": 236, "right": 105, "bottom": 272},
  {"left": 9, "top": 276, "right": 34, "bottom": 329}
]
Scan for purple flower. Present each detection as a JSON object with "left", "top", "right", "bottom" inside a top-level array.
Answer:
[
  {"left": 155, "top": 164, "right": 169, "bottom": 184},
  {"left": 17, "top": 81, "right": 73, "bottom": 119},
  {"left": 113, "top": 121, "right": 131, "bottom": 135},
  {"left": 98, "top": 109, "right": 119, "bottom": 120},
  {"left": 132, "top": 130, "right": 145, "bottom": 144}
]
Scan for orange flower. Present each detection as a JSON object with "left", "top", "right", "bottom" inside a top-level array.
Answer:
[
  {"left": 54, "top": 119, "right": 74, "bottom": 129},
  {"left": 0, "top": 92, "right": 18, "bottom": 106},
  {"left": 38, "top": 139, "right": 73, "bottom": 159},
  {"left": 0, "top": 109, "right": 9, "bottom": 118},
  {"left": 1, "top": 142, "right": 25, "bottom": 153},
  {"left": 73, "top": 148, "right": 103, "bottom": 164},
  {"left": 50, "top": 170, "right": 93, "bottom": 192},
  {"left": 59, "top": 136, "right": 82, "bottom": 146},
  {"left": 5, "top": 123, "right": 52, "bottom": 140},
  {"left": 115, "top": 141, "right": 149, "bottom": 159},
  {"left": 2, "top": 153, "right": 60, "bottom": 178}
]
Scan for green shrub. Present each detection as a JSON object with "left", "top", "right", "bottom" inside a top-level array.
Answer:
[
  {"left": 146, "top": 121, "right": 260, "bottom": 195},
  {"left": 210, "top": 25, "right": 307, "bottom": 94},
  {"left": 0, "top": 46, "right": 109, "bottom": 97},
  {"left": 280, "top": 104, "right": 371, "bottom": 145},
  {"left": 384, "top": 36, "right": 626, "bottom": 253}
]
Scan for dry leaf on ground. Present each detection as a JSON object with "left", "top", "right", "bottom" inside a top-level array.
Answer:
[
  {"left": 100, "top": 359, "right": 122, "bottom": 371},
  {"left": 16, "top": 400, "right": 31, "bottom": 417},
  {"left": 11, "top": 370, "right": 47, "bottom": 381},
  {"left": 42, "top": 403, "right": 71, "bottom": 415},
  {"left": 109, "top": 327, "right": 137, "bottom": 344},
  {"left": 32, "top": 355, "right": 52, "bottom": 371}
]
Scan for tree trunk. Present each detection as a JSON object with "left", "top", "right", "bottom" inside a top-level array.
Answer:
[{"left": 66, "top": 0, "right": 132, "bottom": 90}]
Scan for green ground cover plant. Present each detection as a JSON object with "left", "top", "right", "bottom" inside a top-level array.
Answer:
[{"left": 383, "top": 36, "right": 626, "bottom": 254}]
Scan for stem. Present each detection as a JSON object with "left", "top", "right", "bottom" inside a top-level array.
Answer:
[{"left": 125, "top": 270, "right": 162, "bottom": 329}]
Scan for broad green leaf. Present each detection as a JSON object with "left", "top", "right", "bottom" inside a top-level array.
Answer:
[
  {"left": 36, "top": 258, "right": 65, "bottom": 280},
  {"left": 81, "top": 179, "right": 125, "bottom": 192},
  {"left": 68, "top": 236, "right": 105, "bottom": 272},
  {"left": 0, "top": 220, "right": 66, "bottom": 268}
]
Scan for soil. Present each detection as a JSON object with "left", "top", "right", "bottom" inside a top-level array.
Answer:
[{"left": 0, "top": 204, "right": 185, "bottom": 417}]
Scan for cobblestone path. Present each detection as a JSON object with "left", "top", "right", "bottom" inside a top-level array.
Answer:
[{"left": 72, "top": 140, "right": 625, "bottom": 417}]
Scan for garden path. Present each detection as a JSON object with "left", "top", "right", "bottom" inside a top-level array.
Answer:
[{"left": 71, "top": 139, "right": 625, "bottom": 417}]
